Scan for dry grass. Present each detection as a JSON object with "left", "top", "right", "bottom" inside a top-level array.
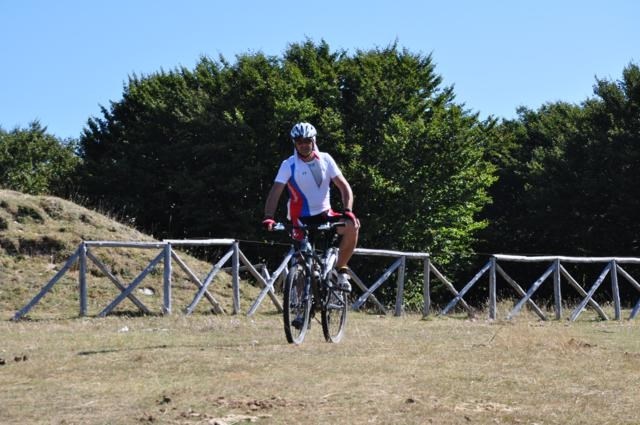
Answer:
[{"left": 1, "top": 312, "right": 639, "bottom": 424}]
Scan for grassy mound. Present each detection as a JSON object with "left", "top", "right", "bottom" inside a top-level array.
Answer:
[{"left": 0, "top": 190, "right": 266, "bottom": 320}]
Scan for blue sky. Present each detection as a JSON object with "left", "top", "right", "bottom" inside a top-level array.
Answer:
[{"left": 1, "top": 0, "right": 638, "bottom": 140}]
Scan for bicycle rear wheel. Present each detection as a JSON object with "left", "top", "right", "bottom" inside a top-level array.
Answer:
[
  {"left": 283, "top": 264, "right": 312, "bottom": 344},
  {"left": 321, "top": 273, "right": 348, "bottom": 343}
]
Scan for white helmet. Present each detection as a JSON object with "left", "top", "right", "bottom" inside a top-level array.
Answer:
[{"left": 290, "top": 122, "right": 317, "bottom": 141}]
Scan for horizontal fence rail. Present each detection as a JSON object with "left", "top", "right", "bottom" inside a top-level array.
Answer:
[{"left": 11, "top": 241, "right": 640, "bottom": 321}]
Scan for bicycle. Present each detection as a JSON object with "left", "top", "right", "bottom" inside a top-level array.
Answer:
[{"left": 272, "top": 221, "right": 349, "bottom": 344}]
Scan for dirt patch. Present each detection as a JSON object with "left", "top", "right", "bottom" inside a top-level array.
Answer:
[
  {"left": 79, "top": 213, "right": 93, "bottom": 225},
  {"left": 0, "top": 354, "right": 29, "bottom": 366},
  {"left": 138, "top": 395, "right": 282, "bottom": 424},
  {"left": 566, "top": 337, "right": 596, "bottom": 349},
  {"left": 17, "top": 236, "right": 67, "bottom": 256},
  {"left": 0, "top": 237, "right": 19, "bottom": 255},
  {"left": 454, "top": 400, "right": 517, "bottom": 413},
  {"left": 16, "top": 205, "right": 46, "bottom": 223},
  {"left": 212, "top": 396, "right": 298, "bottom": 411}
]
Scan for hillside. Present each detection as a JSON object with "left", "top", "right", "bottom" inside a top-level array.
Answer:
[{"left": 0, "top": 190, "right": 261, "bottom": 320}]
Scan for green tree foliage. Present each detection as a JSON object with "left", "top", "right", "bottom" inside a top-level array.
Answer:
[
  {"left": 336, "top": 46, "right": 496, "bottom": 265},
  {"left": 78, "top": 40, "right": 497, "bottom": 282},
  {"left": 481, "top": 63, "right": 640, "bottom": 257},
  {"left": 0, "top": 122, "right": 79, "bottom": 195}
]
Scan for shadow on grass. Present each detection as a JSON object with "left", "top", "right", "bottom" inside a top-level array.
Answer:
[
  {"left": 10, "top": 309, "right": 165, "bottom": 322},
  {"left": 77, "top": 344, "right": 171, "bottom": 356}
]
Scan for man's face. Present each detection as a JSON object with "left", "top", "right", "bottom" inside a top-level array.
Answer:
[{"left": 294, "top": 137, "right": 314, "bottom": 157}]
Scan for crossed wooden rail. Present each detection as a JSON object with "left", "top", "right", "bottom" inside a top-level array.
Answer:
[{"left": 12, "top": 240, "right": 640, "bottom": 321}]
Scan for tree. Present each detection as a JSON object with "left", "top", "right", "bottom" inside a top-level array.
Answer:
[
  {"left": 0, "top": 121, "right": 79, "bottom": 195},
  {"left": 78, "top": 40, "right": 497, "bottom": 303},
  {"left": 336, "top": 45, "right": 497, "bottom": 262},
  {"left": 481, "top": 63, "right": 640, "bottom": 257}
]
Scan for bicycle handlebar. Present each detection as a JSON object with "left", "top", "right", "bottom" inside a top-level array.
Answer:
[{"left": 272, "top": 221, "right": 344, "bottom": 232}]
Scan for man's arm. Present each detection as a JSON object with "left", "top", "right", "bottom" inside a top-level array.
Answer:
[
  {"left": 264, "top": 182, "right": 286, "bottom": 218},
  {"left": 331, "top": 174, "right": 354, "bottom": 211}
]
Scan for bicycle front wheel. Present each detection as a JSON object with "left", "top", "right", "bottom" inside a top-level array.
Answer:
[
  {"left": 321, "top": 273, "right": 348, "bottom": 343},
  {"left": 283, "top": 264, "right": 312, "bottom": 344}
]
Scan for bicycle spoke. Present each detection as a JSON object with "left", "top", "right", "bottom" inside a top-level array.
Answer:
[
  {"left": 321, "top": 276, "right": 348, "bottom": 343},
  {"left": 283, "top": 265, "right": 311, "bottom": 344}
]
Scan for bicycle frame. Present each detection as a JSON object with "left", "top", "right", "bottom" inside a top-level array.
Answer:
[{"left": 279, "top": 222, "right": 340, "bottom": 299}]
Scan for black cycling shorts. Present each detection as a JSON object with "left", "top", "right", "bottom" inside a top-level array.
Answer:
[{"left": 297, "top": 209, "right": 342, "bottom": 226}]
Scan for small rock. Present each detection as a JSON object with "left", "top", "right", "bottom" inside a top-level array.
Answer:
[{"left": 138, "top": 287, "right": 155, "bottom": 296}]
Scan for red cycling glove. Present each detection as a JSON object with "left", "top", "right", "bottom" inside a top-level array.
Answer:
[{"left": 262, "top": 217, "right": 276, "bottom": 231}]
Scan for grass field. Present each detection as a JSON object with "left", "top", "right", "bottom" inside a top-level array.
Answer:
[{"left": 2, "top": 309, "right": 639, "bottom": 425}]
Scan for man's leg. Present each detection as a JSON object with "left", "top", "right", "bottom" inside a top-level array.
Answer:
[
  {"left": 336, "top": 219, "right": 358, "bottom": 270},
  {"left": 335, "top": 220, "right": 358, "bottom": 292}
]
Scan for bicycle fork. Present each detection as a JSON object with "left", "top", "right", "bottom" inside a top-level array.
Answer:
[{"left": 322, "top": 247, "right": 339, "bottom": 283}]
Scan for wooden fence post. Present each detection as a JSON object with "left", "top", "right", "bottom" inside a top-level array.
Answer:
[
  {"left": 232, "top": 241, "right": 240, "bottom": 314},
  {"left": 611, "top": 260, "right": 621, "bottom": 320},
  {"left": 394, "top": 256, "right": 406, "bottom": 316},
  {"left": 163, "top": 242, "right": 172, "bottom": 315},
  {"left": 79, "top": 242, "right": 87, "bottom": 317},
  {"left": 489, "top": 256, "right": 496, "bottom": 320},
  {"left": 553, "top": 258, "right": 562, "bottom": 320},
  {"left": 422, "top": 257, "right": 431, "bottom": 317}
]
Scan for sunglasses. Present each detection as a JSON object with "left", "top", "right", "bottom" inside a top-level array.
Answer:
[{"left": 294, "top": 137, "right": 314, "bottom": 145}]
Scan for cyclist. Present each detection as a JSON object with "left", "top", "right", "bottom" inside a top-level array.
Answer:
[{"left": 262, "top": 122, "right": 360, "bottom": 292}]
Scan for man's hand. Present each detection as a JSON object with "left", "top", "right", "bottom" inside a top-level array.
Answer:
[
  {"left": 343, "top": 209, "right": 357, "bottom": 224},
  {"left": 262, "top": 217, "right": 276, "bottom": 231}
]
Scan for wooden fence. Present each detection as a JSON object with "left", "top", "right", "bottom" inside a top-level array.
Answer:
[
  {"left": 442, "top": 255, "right": 640, "bottom": 321},
  {"left": 14, "top": 239, "right": 247, "bottom": 320},
  {"left": 12, "top": 240, "right": 640, "bottom": 321}
]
